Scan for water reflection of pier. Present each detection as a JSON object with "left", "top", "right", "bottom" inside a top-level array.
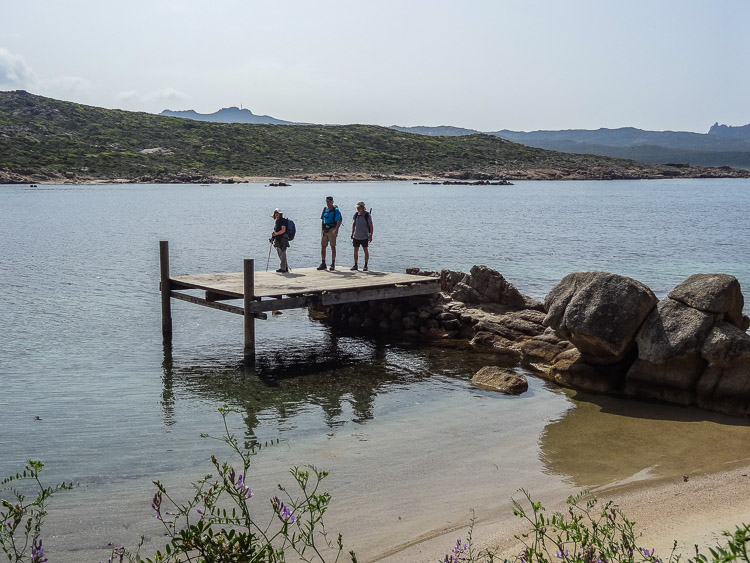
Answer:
[{"left": 160, "top": 335, "right": 484, "bottom": 447}]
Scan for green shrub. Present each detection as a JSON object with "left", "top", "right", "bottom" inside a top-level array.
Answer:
[
  {"left": 441, "top": 490, "right": 750, "bottom": 563},
  {"left": 1, "top": 460, "right": 73, "bottom": 563}
]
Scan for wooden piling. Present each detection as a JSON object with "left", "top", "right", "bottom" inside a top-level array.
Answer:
[
  {"left": 159, "top": 240, "right": 173, "bottom": 341},
  {"left": 243, "top": 258, "right": 255, "bottom": 357}
]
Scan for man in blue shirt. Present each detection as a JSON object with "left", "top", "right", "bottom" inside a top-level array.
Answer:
[{"left": 318, "top": 195, "right": 342, "bottom": 271}]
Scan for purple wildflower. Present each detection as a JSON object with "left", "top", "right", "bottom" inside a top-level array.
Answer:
[
  {"left": 271, "top": 496, "right": 295, "bottom": 524},
  {"left": 443, "top": 538, "right": 468, "bottom": 562},
  {"left": 234, "top": 474, "right": 253, "bottom": 499},
  {"left": 31, "top": 538, "right": 47, "bottom": 563},
  {"left": 556, "top": 549, "right": 570, "bottom": 558},
  {"left": 152, "top": 490, "right": 163, "bottom": 521}
]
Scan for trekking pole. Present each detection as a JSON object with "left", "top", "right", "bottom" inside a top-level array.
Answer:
[{"left": 265, "top": 239, "right": 273, "bottom": 271}]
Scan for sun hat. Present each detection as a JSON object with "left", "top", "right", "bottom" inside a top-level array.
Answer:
[
  {"left": 272, "top": 208, "right": 282, "bottom": 217},
  {"left": 356, "top": 201, "right": 365, "bottom": 208}
]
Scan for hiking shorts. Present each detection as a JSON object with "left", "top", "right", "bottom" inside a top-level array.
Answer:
[
  {"left": 321, "top": 228, "right": 337, "bottom": 248},
  {"left": 352, "top": 238, "right": 369, "bottom": 248}
]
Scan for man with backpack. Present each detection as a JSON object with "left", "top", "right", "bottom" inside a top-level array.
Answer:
[
  {"left": 270, "top": 208, "right": 290, "bottom": 273},
  {"left": 350, "top": 201, "right": 373, "bottom": 271},
  {"left": 317, "top": 195, "right": 342, "bottom": 271}
]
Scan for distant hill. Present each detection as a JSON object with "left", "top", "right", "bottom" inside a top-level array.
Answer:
[
  {"left": 387, "top": 124, "right": 750, "bottom": 169},
  {"left": 1, "top": 90, "right": 749, "bottom": 184},
  {"left": 483, "top": 126, "right": 750, "bottom": 169},
  {"left": 161, "top": 105, "right": 750, "bottom": 169},
  {"left": 491, "top": 126, "right": 750, "bottom": 150},
  {"left": 160, "top": 106, "right": 301, "bottom": 125}
]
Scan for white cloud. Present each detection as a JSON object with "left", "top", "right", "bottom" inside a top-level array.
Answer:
[
  {"left": 0, "top": 48, "right": 94, "bottom": 102},
  {"left": 41, "top": 75, "right": 96, "bottom": 97},
  {"left": 0, "top": 47, "right": 37, "bottom": 89},
  {"left": 115, "top": 88, "right": 190, "bottom": 110}
]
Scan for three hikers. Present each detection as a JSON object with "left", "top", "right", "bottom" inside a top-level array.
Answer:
[{"left": 269, "top": 195, "right": 373, "bottom": 272}]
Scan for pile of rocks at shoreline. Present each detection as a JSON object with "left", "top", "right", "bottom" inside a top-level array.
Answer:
[{"left": 318, "top": 266, "right": 750, "bottom": 417}]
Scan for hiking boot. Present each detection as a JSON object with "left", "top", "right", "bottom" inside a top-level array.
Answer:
[
  {"left": 363, "top": 264, "right": 368, "bottom": 272},
  {"left": 276, "top": 268, "right": 288, "bottom": 273},
  {"left": 329, "top": 263, "right": 335, "bottom": 271},
  {"left": 316, "top": 262, "right": 327, "bottom": 270},
  {"left": 350, "top": 264, "right": 358, "bottom": 270}
]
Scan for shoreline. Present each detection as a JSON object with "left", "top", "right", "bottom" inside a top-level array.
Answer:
[
  {"left": 4, "top": 166, "right": 750, "bottom": 186},
  {"left": 375, "top": 463, "right": 750, "bottom": 563},
  {"left": 369, "top": 388, "right": 750, "bottom": 563}
]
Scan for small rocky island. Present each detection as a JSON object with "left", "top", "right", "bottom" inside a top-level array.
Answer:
[{"left": 320, "top": 267, "right": 750, "bottom": 417}]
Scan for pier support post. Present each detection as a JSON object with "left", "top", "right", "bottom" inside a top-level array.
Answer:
[
  {"left": 244, "top": 259, "right": 255, "bottom": 358},
  {"left": 159, "top": 240, "right": 173, "bottom": 342}
]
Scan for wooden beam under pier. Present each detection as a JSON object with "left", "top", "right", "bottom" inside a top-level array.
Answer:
[{"left": 169, "top": 290, "right": 268, "bottom": 319}]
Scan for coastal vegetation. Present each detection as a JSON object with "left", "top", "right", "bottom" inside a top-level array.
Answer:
[
  {"left": 2, "top": 90, "right": 750, "bottom": 184},
  {"left": 2, "top": 408, "right": 749, "bottom": 563}
]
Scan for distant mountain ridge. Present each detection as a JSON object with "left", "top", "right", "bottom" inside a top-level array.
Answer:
[
  {"left": 161, "top": 104, "right": 750, "bottom": 169},
  {"left": 490, "top": 126, "right": 750, "bottom": 150},
  {"left": 160, "top": 106, "right": 302, "bottom": 125},
  {"left": 391, "top": 123, "right": 750, "bottom": 169},
  {"left": 708, "top": 122, "right": 750, "bottom": 138}
]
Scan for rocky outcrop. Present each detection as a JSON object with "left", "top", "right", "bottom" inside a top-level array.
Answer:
[
  {"left": 319, "top": 266, "right": 750, "bottom": 417},
  {"left": 698, "top": 323, "right": 750, "bottom": 416},
  {"left": 322, "top": 266, "right": 547, "bottom": 351},
  {"left": 668, "top": 273, "right": 745, "bottom": 328},
  {"left": 439, "top": 265, "right": 545, "bottom": 312},
  {"left": 527, "top": 271, "right": 750, "bottom": 416},
  {"left": 471, "top": 367, "right": 528, "bottom": 395},
  {"left": 624, "top": 299, "right": 716, "bottom": 405},
  {"left": 543, "top": 272, "right": 658, "bottom": 363}
]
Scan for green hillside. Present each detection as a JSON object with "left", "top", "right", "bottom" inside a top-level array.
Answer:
[{"left": 1, "top": 90, "right": 748, "bottom": 183}]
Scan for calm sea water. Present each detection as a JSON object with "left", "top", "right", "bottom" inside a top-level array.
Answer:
[{"left": 1, "top": 179, "right": 750, "bottom": 561}]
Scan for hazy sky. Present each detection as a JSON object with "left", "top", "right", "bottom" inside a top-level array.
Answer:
[{"left": 2, "top": 0, "right": 749, "bottom": 132}]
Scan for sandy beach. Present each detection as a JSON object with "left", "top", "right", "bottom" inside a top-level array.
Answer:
[
  {"left": 375, "top": 464, "right": 750, "bottom": 563},
  {"left": 368, "top": 388, "right": 750, "bottom": 563}
]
